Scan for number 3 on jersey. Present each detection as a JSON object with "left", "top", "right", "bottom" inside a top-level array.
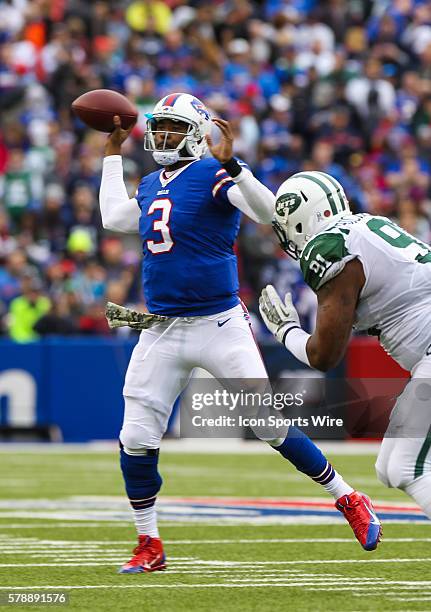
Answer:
[{"left": 147, "top": 198, "right": 173, "bottom": 254}]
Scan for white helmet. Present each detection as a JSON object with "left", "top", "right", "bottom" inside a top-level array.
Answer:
[
  {"left": 273, "top": 171, "right": 350, "bottom": 259},
  {"left": 144, "top": 92, "right": 212, "bottom": 166}
]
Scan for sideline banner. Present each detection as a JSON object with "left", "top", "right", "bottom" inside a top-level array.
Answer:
[{"left": 0, "top": 336, "right": 406, "bottom": 442}]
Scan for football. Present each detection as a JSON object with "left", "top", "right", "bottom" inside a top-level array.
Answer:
[{"left": 71, "top": 89, "right": 138, "bottom": 132}]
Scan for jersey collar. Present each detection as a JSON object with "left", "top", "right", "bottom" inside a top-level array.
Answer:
[{"left": 159, "top": 160, "right": 198, "bottom": 187}]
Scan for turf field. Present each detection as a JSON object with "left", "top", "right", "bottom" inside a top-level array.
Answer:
[{"left": 0, "top": 449, "right": 430, "bottom": 611}]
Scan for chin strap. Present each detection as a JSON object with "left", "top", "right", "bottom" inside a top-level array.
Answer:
[
  {"left": 152, "top": 150, "right": 181, "bottom": 166},
  {"left": 152, "top": 149, "right": 200, "bottom": 167}
]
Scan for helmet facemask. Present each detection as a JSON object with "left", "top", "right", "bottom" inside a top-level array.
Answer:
[
  {"left": 273, "top": 191, "right": 310, "bottom": 260},
  {"left": 272, "top": 171, "right": 351, "bottom": 259},
  {"left": 272, "top": 218, "right": 302, "bottom": 260},
  {"left": 144, "top": 115, "right": 207, "bottom": 166}
]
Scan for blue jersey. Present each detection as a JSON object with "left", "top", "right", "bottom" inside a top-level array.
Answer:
[{"left": 135, "top": 157, "right": 244, "bottom": 316}]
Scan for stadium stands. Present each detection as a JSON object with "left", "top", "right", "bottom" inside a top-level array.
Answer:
[{"left": 1, "top": 0, "right": 430, "bottom": 339}]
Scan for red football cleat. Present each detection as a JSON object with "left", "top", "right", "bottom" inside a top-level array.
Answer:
[
  {"left": 119, "top": 535, "right": 166, "bottom": 574},
  {"left": 335, "top": 491, "right": 382, "bottom": 551}
]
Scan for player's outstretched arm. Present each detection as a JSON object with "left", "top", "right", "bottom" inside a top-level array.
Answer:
[
  {"left": 260, "top": 260, "right": 365, "bottom": 371},
  {"left": 99, "top": 115, "right": 140, "bottom": 233},
  {"left": 307, "top": 259, "right": 365, "bottom": 370},
  {"left": 207, "top": 119, "right": 275, "bottom": 224}
]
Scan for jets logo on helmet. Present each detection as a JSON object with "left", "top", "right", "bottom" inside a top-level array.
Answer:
[
  {"left": 144, "top": 93, "right": 212, "bottom": 166},
  {"left": 275, "top": 193, "right": 302, "bottom": 217},
  {"left": 273, "top": 171, "right": 351, "bottom": 259}
]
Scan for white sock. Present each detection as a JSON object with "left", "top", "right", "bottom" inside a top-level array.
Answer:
[
  {"left": 132, "top": 504, "right": 159, "bottom": 538},
  {"left": 323, "top": 469, "right": 354, "bottom": 500},
  {"left": 405, "top": 474, "right": 431, "bottom": 518}
]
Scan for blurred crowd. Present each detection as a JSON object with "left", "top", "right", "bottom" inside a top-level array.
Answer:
[{"left": 1, "top": 0, "right": 431, "bottom": 341}]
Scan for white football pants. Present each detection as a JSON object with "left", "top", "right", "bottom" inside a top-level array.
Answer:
[
  {"left": 120, "top": 304, "right": 268, "bottom": 450},
  {"left": 375, "top": 353, "right": 431, "bottom": 517}
]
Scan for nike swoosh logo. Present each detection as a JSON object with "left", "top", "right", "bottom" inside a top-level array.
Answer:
[
  {"left": 363, "top": 499, "right": 380, "bottom": 525},
  {"left": 217, "top": 318, "right": 231, "bottom": 328},
  {"left": 302, "top": 248, "right": 313, "bottom": 261}
]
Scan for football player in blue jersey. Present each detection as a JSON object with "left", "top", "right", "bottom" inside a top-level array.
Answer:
[{"left": 99, "top": 93, "right": 381, "bottom": 574}]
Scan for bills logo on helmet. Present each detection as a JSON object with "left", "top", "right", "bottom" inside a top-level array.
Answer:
[
  {"left": 191, "top": 98, "right": 210, "bottom": 120},
  {"left": 275, "top": 193, "right": 302, "bottom": 217}
]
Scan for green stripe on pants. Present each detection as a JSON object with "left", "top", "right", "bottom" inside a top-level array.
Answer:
[{"left": 414, "top": 425, "right": 431, "bottom": 478}]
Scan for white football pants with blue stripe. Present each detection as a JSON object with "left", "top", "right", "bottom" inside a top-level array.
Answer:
[
  {"left": 375, "top": 353, "right": 431, "bottom": 518},
  {"left": 120, "top": 304, "right": 268, "bottom": 451}
]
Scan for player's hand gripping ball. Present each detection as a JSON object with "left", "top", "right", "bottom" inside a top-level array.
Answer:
[{"left": 71, "top": 89, "right": 138, "bottom": 132}]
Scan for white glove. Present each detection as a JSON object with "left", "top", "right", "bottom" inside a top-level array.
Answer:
[
  {"left": 259, "top": 285, "right": 301, "bottom": 344},
  {"left": 105, "top": 302, "right": 169, "bottom": 330}
]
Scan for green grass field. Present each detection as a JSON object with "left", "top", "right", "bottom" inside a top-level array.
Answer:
[{"left": 0, "top": 449, "right": 430, "bottom": 611}]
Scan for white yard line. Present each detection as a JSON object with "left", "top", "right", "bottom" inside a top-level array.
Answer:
[
  {"left": 163, "top": 537, "right": 431, "bottom": 544},
  {"left": 0, "top": 523, "right": 225, "bottom": 528},
  {"left": 156, "top": 558, "right": 431, "bottom": 566},
  {"left": 0, "top": 440, "right": 381, "bottom": 454},
  {"left": 394, "top": 597, "right": 431, "bottom": 602},
  {"left": 8, "top": 517, "right": 421, "bottom": 524},
  {"left": 0, "top": 558, "right": 429, "bottom": 568},
  {"left": 165, "top": 537, "right": 431, "bottom": 544},
  {"left": 0, "top": 581, "right": 424, "bottom": 590},
  {"left": 0, "top": 523, "right": 134, "bottom": 529},
  {"left": 1, "top": 537, "right": 430, "bottom": 546},
  {"left": 355, "top": 589, "right": 431, "bottom": 596}
]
